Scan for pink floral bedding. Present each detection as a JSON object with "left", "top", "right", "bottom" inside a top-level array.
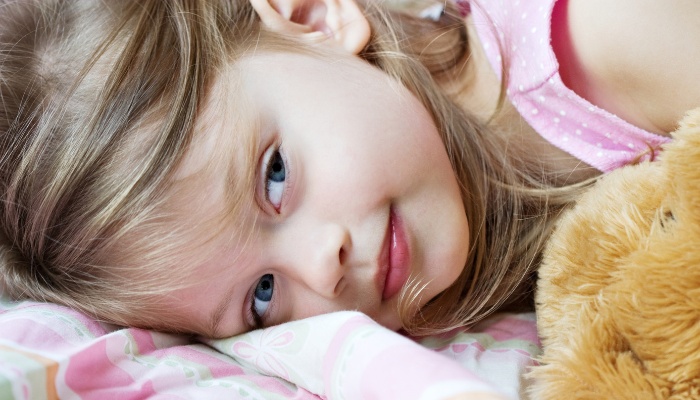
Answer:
[{"left": 0, "top": 296, "right": 540, "bottom": 399}]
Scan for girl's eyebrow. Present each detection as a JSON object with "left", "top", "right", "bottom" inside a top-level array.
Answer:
[{"left": 208, "top": 286, "right": 237, "bottom": 337}]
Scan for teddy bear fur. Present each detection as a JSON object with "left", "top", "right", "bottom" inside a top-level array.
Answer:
[{"left": 529, "top": 109, "right": 700, "bottom": 400}]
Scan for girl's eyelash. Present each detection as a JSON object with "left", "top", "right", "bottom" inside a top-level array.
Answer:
[
  {"left": 248, "top": 274, "right": 275, "bottom": 329},
  {"left": 260, "top": 143, "right": 289, "bottom": 213},
  {"left": 248, "top": 300, "right": 264, "bottom": 329}
]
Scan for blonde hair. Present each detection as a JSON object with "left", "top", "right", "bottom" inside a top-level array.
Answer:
[
  {"left": 0, "top": 0, "right": 258, "bottom": 331},
  {"left": 0, "top": 0, "right": 590, "bottom": 335}
]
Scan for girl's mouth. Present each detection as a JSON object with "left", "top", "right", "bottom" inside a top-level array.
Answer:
[{"left": 377, "top": 206, "right": 411, "bottom": 301}]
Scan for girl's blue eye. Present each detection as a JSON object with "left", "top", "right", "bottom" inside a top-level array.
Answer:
[
  {"left": 252, "top": 274, "right": 274, "bottom": 321},
  {"left": 264, "top": 148, "right": 286, "bottom": 211}
]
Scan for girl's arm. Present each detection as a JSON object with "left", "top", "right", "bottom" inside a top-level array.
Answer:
[{"left": 557, "top": 0, "right": 700, "bottom": 134}]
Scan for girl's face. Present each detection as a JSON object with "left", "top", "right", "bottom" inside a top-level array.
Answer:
[{"left": 170, "top": 51, "right": 469, "bottom": 338}]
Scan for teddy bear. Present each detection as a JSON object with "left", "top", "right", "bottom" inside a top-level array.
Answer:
[{"left": 528, "top": 108, "right": 700, "bottom": 400}]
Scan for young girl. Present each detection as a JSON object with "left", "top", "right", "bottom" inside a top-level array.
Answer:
[{"left": 0, "top": 0, "right": 697, "bottom": 342}]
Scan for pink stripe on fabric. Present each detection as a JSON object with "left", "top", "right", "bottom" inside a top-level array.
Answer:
[{"left": 64, "top": 339, "right": 158, "bottom": 399}]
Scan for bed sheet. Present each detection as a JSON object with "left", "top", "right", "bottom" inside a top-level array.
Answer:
[{"left": 0, "top": 297, "right": 540, "bottom": 399}]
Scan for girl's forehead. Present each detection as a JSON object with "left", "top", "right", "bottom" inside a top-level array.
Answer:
[
  {"left": 166, "top": 66, "right": 260, "bottom": 241},
  {"left": 178, "top": 63, "right": 259, "bottom": 180}
]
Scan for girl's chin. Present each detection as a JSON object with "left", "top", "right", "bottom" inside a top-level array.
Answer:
[{"left": 373, "top": 310, "right": 404, "bottom": 331}]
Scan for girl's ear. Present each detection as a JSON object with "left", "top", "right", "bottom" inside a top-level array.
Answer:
[{"left": 249, "top": 0, "right": 371, "bottom": 54}]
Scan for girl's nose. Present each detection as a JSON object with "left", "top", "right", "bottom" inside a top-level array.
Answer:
[{"left": 280, "top": 221, "right": 351, "bottom": 299}]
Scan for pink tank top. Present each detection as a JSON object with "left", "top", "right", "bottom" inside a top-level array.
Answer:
[{"left": 468, "top": 0, "right": 669, "bottom": 172}]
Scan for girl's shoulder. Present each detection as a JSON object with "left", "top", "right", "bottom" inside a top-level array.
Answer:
[
  {"left": 467, "top": 0, "right": 692, "bottom": 171},
  {"left": 558, "top": 0, "right": 700, "bottom": 134},
  {"left": 472, "top": 0, "right": 700, "bottom": 135}
]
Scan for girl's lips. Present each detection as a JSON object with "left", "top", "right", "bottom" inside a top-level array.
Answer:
[{"left": 376, "top": 206, "right": 411, "bottom": 301}]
